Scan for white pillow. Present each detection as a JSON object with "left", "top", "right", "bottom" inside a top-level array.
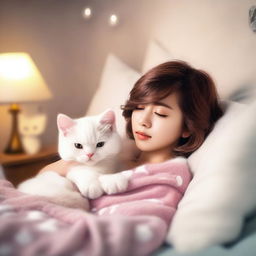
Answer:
[
  {"left": 167, "top": 100, "right": 256, "bottom": 252},
  {"left": 86, "top": 54, "right": 140, "bottom": 161},
  {"left": 142, "top": 39, "right": 173, "bottom": 74}
]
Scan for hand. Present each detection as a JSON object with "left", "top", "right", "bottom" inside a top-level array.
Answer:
[{"left": 99, "top": 173, "right": 129, "bottom": 195}]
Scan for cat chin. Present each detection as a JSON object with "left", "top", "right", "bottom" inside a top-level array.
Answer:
[{"left": 76, "top": 159, "right": 98, "bottom": 166}]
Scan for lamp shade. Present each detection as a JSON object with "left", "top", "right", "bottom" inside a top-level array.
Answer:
[{"left": 0, "top": 52, "right": 52, "bottom": 103}]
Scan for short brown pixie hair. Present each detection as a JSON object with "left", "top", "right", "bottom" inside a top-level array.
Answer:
[{"left": 121, "top": 60, "right": 223, "bottom": 157}]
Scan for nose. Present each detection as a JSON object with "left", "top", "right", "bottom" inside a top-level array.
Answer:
[
  {"left": 87, "top": 153, "right": 94, "bottom": 159},
  {"left": 138, "top": 110, "right": 152, "bottom": 128}
]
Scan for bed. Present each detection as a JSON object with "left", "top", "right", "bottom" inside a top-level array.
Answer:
[
  {"left": 1, "top": 37, "right": 256, "bottom": 255},
  {"left": 1, "top": 1, "right": 256, "bottom": 255},
  {"left": 83, "top": 41, "right": 256, "bottom": 256}
]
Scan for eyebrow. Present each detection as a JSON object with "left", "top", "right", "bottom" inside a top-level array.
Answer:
[{"left": 153, "top": 102, "right": 173, "bottom": 109}]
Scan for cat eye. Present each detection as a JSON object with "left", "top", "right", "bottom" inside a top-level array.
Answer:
[
  {"left": 96, "top": 142, "right": 105, "bottom": 148},
  {"left": 74, "top": 143, "right": 83, "bottom": 149}
]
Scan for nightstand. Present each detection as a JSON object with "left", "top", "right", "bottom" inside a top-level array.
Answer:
[{"left": 0, "top": 145, "right": 60, "bottom": 187}]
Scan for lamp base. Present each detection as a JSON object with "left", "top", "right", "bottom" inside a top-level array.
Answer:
[{"left": 4, "top": 104, "right": 24, "bottom": 154}]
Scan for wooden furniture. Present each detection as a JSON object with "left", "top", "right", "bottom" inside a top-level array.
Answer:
[{"left": 0, "top": 145, "right": 60, "bottom": 187}]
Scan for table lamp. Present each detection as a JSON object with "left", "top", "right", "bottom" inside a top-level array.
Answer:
[{"left": 0, "top": 52, "right": 52, "bottom": 154}]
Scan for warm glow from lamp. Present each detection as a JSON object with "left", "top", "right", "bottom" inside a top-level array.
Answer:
[
  {"left": 0, "top": 55, "right": 32, "bottom": 79},
  {"left": 0, "top": 52, "right": 52, "bottom": 154},
  {"left": 0, "top": 52, "right": 52, "bottom": 103}
]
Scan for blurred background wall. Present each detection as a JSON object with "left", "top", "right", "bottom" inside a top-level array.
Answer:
[{"left": 0, "top": 0, "right": 255, "bottom": 152}]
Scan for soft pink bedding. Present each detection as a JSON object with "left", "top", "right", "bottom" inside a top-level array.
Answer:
[{"left": 0, "top": 157, "right": 191, "bottom": 256}]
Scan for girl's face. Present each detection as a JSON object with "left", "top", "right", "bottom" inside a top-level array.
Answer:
[{"left": 131, "top": 92, "right": 189, "bottom": 155}]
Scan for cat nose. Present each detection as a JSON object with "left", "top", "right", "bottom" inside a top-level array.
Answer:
[{"left": 87, "top": 153, "right": 94, "bottom": 159}]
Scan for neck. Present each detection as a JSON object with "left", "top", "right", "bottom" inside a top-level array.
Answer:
[{"left": 137, "top": 148, "right": 175, "bottom": 165}]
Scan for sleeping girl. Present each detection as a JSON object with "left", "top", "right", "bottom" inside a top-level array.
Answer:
[
  {"left": 41, "top": 60, "right": 223, "bottom": 176},
  {"left": 1, "top": 60, "right": 223, "bottom": 256}
]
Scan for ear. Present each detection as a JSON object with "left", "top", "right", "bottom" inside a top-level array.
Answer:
[
  {"left": 57, "top": 114, "right": 76, "bottom": 136},
  {"left": 181, "top": 130, "right": 191, "bottom": 138},
  {"left": 99, "top": 109, "right": 116, "bottom": 131}
]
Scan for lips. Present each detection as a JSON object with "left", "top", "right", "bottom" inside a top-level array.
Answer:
[{"left": 135, "top": 131, "right": 151, "bottom": 140}]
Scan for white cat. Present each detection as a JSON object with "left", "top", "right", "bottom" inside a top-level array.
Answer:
[
  {"left": 58, "top": 109, "right": 128, "bottom": 199},
  {"left": 19, "top": 113, "right": 46, "bottom": 154},
  {"left": 18, "top": 110, "right": 129, "bottom": 207}
]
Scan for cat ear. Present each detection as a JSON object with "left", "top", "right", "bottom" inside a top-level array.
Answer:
[
  {"left": 99, "top": 109, "right": 116, "bottom": 131},
  {"left": 57, "top": 114, "right": 76, "bottom": 136}
]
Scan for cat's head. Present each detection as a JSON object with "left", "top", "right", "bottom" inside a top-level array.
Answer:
[
  {"left": 19, "top": 113, "right": 47, "bottom": 136},
  {"left": 57, "top": 109, "right": 121, "bottom": 165}
]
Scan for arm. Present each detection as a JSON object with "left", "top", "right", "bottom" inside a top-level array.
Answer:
[{"left": 39, "top": 159, "right": 78, "bottom": 176}]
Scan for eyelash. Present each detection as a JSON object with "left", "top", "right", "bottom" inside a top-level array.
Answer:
[
  {"left": 135, "top": 107, "right": 168, "bottom": 118},
  {"left": 155, "top": 113, "right": 168, "bottom": 118}
]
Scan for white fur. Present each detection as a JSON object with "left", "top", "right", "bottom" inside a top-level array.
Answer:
[
  {"left": 18, "top": 110, "right": 130, "bottom": 203},
  {"left": 58, "top": 110, "right": 130, "bottom": 199},
  {"left": 99, "top": 173, "right": 129, "bottom": 195},
  {"left": 57, "top": 110, "right": 122, "bottom": 167},
  {"left": 18, "top": 171, "right": 89, "bottom": 210},
  {"left": 66, "top": 167, "right": 103, "bottom": 199}
]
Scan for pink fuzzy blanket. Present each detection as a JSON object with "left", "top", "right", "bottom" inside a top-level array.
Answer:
[{"left": 0, "top": 157, "right": 191, "bottom": 256}]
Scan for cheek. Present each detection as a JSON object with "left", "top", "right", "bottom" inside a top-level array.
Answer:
[
  {"left": 154, "top": 118, "right": 183, "bottom": 139},
  {"left": 131, "top": 113, "right": 137, "bottom": 130}
]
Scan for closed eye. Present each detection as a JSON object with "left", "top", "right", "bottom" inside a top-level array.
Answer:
[
  {"left": 135, "top": 107, "right": 145, "bottom": 110},
  {"left": 155, "top": 112, "right": 168, "bottom": 118}
]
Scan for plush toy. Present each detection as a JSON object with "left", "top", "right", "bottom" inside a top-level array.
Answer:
[{"left": 19, "top": 113, "right": 47, "bottom": 154}]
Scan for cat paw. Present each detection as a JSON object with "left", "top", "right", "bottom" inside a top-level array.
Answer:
[
  {"left": 99, "top": 173, "right": 129, "bottom": 195},
  {"left": 77, "top": 180, "right": 104, "bottom": 199},
  {"left": 66, "top": 169, "right": 103, "bottom": 199}
]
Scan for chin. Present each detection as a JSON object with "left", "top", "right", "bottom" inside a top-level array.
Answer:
[
  {"left": 135, "top": 142, "right": 152, "bottom": 152},
  {"left": 85, "top": 160, "right": 97, "bottom": 166},
  {"left": 136, "top": 145, "right": 163, "bottom": 153},
  {"left": 75, "top": 157, "right": 95, "bottom": 165}
]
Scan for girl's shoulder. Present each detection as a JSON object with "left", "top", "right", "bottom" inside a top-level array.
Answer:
[
  {"left": 169, "top": 156, "right": 188, "bottom": 163},
  {"left": 123, "top": 156, "right": 188, "bottom": 170}
]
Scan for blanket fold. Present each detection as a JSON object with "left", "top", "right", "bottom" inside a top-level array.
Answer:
[{"left": 0, "top": 157, "right": 191, "bottom": 256}]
